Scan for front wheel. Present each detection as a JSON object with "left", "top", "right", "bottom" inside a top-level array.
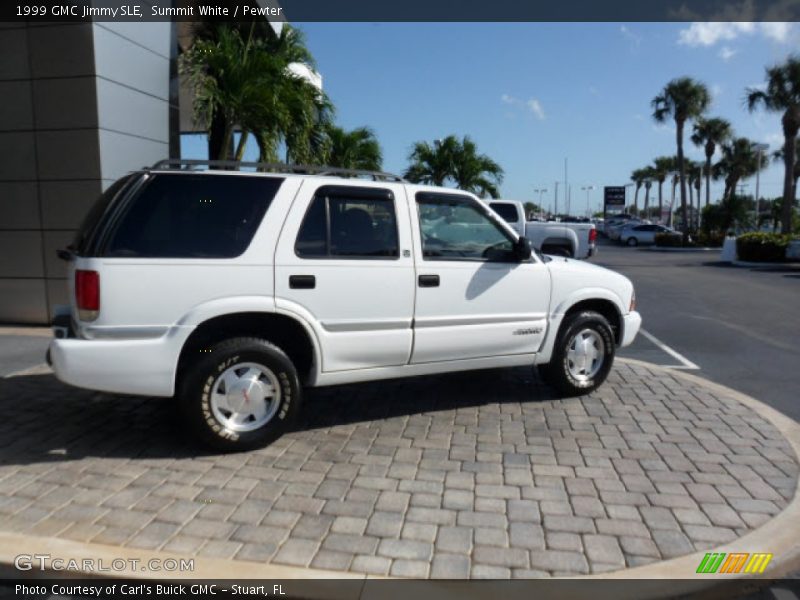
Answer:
[
  {"left": 179, "top": 337, "right": 301, "bottom": 451},
  {"left": 539, "top": 311, "right": 615, "bottom": 397},
  {"left": 626, "top": 237, "right": 638, "bottom": 247}
]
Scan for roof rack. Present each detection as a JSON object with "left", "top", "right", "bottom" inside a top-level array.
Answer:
[{"left": 149, "top": 160, "right": 407, "bottom": 183}]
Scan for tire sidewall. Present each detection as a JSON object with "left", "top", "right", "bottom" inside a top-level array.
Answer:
[
  {"left": 182, "top": 339, "right": 300, "bottom": 450},
  {"left": 551, "top": 312, "right": 615, "bottom": 395}
]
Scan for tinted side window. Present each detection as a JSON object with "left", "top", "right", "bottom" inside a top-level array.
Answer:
[
  {"left": 295, "top": 189, "right": 399, "bottom": 259},
  {"left": 105, "top": 174, "right": 281, "bottom": 258},
  {"left": 73, "top": 174, "right": 137, "bottom": 255},
  {"left": 417, "top": 193, "right": 514, "bottom": 261}
]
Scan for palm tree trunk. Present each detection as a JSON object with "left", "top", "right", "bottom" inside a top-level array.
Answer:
[
  {"left": 676, "top": 119, "right": 688, "bottom": 242},
  {"left": 705, "top": 156, "right": 712, "bottom": 209},
  {"left": 658, "top": 183, "right": 663, "bottom": 222},
  {"left": 633, "top": 187, "right": 639, "bottom": 215},
  {"left": 218, "top": 124, "right": 234, "bottom": 161},
  {"left": 644, "top": 186, "right": 650, "bottom": 218},
  {"left": 234, "top": 131, "right": 249, "bottom": 162},
  {"left": 688, "top": 181, "right": 694, "bottom": 229},
  {"left": 208, "top": 110, "right": 229, "bottom": 160},
  {"left": 780, "top": 114, "right": 798, "bottom": 233}
]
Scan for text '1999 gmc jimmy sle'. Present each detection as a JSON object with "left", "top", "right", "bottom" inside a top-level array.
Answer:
[{"left": 49, "top": 161, "right": 641, "bottom": 450}]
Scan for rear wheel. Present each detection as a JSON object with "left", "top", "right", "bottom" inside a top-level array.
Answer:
[
  {"left": 179, "top": 337, "right": 301, "bottom": 451},
  {"left": 539, "top": 311, "right": 615, "bottom": 397}
]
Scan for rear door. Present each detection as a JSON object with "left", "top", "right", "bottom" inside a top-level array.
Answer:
[
  {"left": 275, "top": 181, "right": 415, "bottom": 372},
  {"left": 410, "top": 189, "right": 551, "bottom": 363}
]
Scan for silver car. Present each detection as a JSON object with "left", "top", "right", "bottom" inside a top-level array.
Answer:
[{"left": 619, "top": 223, "right": 678, "bottom": 246}]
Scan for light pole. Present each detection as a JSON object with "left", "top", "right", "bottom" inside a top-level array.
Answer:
[
  {"left": 752, "top": 143, "right": 769, "bottom": 230},
  {"left": 533, "top": 188, "right": 548, "bottom": 218},
  {"left": 581, "top": 185, "right": 595, "bottom": 217}
]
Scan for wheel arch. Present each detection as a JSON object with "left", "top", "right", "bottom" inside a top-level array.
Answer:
[{"left": 176, "top": 312, "right": 319, "bottom": 391}]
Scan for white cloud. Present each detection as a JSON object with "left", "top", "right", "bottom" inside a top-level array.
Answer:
[
  {"left": 718, "top": 46, "right": 737, "bottom": 61},
  {"left": 526, "top": 98, "right": 546, "bottom": 120},
  {"left": 620, "top": 25, "right": 642, "bottom": 47},
  {"left": 501, "top": 94, "right": 546, "bottom": 120},
  {"left": 678, "top": 22, "right": 794, "bottom": 46},
  {"left": 711, "top": 83, "right": 724, "bottom": 99}
]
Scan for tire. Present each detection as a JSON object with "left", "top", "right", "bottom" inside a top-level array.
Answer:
[
  {"left": 179, "top": 337, "right": 301, "bottom": 451},
  {"left": 626, "top": 237, "right": 638, "bottom": 247},
  {"left": 539, "top": 311, "right": 615, "bottom": 397}
]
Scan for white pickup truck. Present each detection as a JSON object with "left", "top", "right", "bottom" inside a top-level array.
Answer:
[
  {"left": 488, "top": 200, "right": 597, "bottom": 259},
  {"left": 49, "top": 161, "right": 640, "bottom": 450}
]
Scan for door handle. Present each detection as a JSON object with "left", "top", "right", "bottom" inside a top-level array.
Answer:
[
  {"left": 418, "top": 274, "right": 440, "bottom": 288},
  {"left": 289, "top": 275, "right": 316, "bottom": 289}
]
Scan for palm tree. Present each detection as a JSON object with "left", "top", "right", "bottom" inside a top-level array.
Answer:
[
  {"left": 713, "top": 138, "right": 765, "bottom": 205},
  {"left": 772, "top": 139, "right": 800, "bottom": 202},
  {"left": 652, "top": 156, "right": 676, "bottom": 220},
  {"left": 641, "top": 166, "right": 656, "bottom": 219},
  {"left": 630, "top": 168, "right": 648, "bottom": 215},
  {"left": 326, "top": 126, "right": 383, "bottom": 171},
  {"left": 689, "top": 161, "right": 704, "bottom": 228},
  {"left": 404, "top": 136, "right": 460, "bottom": 186},
  {"left": 451, "top": 136, "right": 504, "bottom": 198},
  {"left": 404, "top": 135, "right": 504, "bottom": 198},
  {"left": 652, "top": 77, "right": 711, "bottom": 241},
  {"left": 747, "top": 56, "right": 800, "bottom": 234},
  {"left": 180, "top": 24, "right": 332, "bottom": 164},
  {"left": 691, "top": 117, "right": 733, "bottom": 210}
]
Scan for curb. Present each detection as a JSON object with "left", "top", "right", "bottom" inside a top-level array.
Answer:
[
  {"left": 730, "top": 260, "right": 800, "bottom": 270},
  {"left": 0, "top": 359, "right": 797, "bottom": 597},
  {"left": 0, "top": 326, "right": 51, "bottom": 338},
  {"left": 642, "top": 247, "right": 719, "bottom": 253}
]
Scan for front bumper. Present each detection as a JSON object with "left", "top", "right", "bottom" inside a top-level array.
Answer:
[{"left": 620, "top": 311, "right": 642, "bottom": 347}]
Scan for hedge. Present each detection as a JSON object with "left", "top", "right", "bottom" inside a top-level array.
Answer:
[{"left": 736, "top": 232, "right": 793, "bottom": 262}]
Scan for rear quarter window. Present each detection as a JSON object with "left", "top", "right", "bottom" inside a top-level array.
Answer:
[{"left": 104, "top": 174, "right": 282, "bottom": 258}]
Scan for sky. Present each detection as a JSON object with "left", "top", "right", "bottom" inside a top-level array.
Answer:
[{"left": 181, "top": 22, "right": 798, "bottom": 216}]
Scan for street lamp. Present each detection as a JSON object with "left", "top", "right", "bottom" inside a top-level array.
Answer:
[
  {"left": 533, "top": 188, "right": 548, "bottom": 218},
  {"left": 752, "top": 143, "right": 769, "bottom": 230},
  {"left": 581, "top": 185, "right": 595, "bottom": 218}
]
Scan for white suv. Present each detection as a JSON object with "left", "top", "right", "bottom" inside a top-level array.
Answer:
[{"left": 49, "top": 161, "right": 641, "bottom": 450}]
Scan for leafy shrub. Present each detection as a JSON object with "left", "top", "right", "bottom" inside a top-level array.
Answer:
[
  {"left": 694, "top": 231, "right": 726, "bottom": 247},
  {"left": 654, "top": 233, "right": 685, "bottom": 247},
  {"left": 736, "top": 232, "right": 792, "bottom": 262}
]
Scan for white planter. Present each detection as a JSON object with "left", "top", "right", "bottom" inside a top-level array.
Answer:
[
  {"left": 720, "top": 237, "right": 737, "bottom": 262},
  {"left": 787, "top": 240, "right": 800, "bottom": 260}
]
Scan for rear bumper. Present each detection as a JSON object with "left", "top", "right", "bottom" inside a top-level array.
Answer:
[
  {"left": 620, "top": 311, "right": 642, "bottom": 347},
  {"left": 48, "top": 328, "right": 190, "bottom": 397}
]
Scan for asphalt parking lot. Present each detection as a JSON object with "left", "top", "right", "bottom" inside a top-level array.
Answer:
[{"left": 597, "top": 240, "right": 800, "bottom": 422}]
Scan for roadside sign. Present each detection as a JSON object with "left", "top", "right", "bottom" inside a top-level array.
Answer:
[{"left": 604, "top": 186, "right": 626, "bottom": 218}]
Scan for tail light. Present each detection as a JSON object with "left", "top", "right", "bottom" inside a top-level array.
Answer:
[
  {"left": 589, "top": 228, "right": 598, "bottom": 243},
  {"left": 75, "top": 270, "right": 100, "bottom": 321}
]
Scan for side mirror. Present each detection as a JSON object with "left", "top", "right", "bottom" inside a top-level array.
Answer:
[{"left": 513, "top": 236, "right": 532, "bottom": 261}]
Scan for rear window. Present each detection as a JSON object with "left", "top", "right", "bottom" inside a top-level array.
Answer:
[
  {"left": 490, "top": 203, "right": 519, "bottom": 223},
  {"left": 104, "top": 174, "right": 282, "bottom": 258},
  {"left": 73, "top": 174, "right": 136, "bottom": 255}
]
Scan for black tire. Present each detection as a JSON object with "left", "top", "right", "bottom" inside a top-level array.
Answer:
[
  {"left": 626, "top": 237, "right": 638, "bottom": 247},
  {"left": 179, "top": 337, "right": 301, "bottom": 451},
  {"left": 539, "top": 311, "right": 615, "bottom": 397}
]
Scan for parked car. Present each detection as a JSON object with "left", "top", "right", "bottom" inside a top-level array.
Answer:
[
  {"left": 488, "top": 200, "right": 597, "bottom": 259},
  {"left": 607, "top": 219, "right": 642, "bottom": 241},
  {"left": 603, "top": 213, "right": 637, "bottom": 237},
  {"left": 49, "top": 161, "right": 640, "bottom": 450},
  {"left": 619, "top": 223, "right": 679, "bottom": 246}
]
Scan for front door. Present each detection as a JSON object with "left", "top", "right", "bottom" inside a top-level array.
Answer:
[
  {"left": 410, "top": 190, "right": 551, "bottom": 363},
  {"left": 275, "top": 182, "right": 415, "bottom": 372}
]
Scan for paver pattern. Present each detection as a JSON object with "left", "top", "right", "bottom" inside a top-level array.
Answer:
[{"left": 0, "top": 361, "right": 796, "bottom": 577}]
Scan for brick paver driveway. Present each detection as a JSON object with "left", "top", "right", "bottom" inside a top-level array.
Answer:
[{"left": 0, "top": 361, "right": 797, "bottom": 578}]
